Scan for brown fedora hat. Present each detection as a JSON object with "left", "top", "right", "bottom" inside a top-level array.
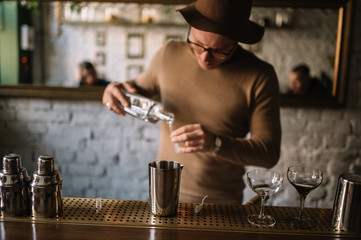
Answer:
[{"left": 178, "top": 0, "right": 264, "bottom": 44}]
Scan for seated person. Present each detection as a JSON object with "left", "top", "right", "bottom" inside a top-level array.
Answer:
[
  {"left": 288, "top": 64, "right": 327, "bottom": 95},
  {"left": 77, "top": 61, "right": 110, "bottom": 86}
]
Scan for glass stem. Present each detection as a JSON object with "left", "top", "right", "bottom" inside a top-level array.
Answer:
[
  {"left": 298, "top": 194, "right": 306, "bottom": 220},
  {"left": 259, "top": 196, "right": 266, "bottom": 219}
]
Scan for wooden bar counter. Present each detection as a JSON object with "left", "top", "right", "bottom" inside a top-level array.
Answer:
[{"left": 1, "top": 198, "right": 360, "bottom": 240}]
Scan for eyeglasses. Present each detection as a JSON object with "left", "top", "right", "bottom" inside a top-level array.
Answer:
[{"left": 186, "top": 29, "right": 237, "bottom": 60}]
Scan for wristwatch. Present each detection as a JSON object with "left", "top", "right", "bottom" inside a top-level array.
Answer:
[{"left": 210, "top": 136, "right": 222, "bottom": 153}]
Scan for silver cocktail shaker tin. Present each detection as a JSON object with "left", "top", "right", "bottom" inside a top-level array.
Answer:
[
  {"left": 332, "top": 173, "right": 361, "bottom": 233},
  {"left": 0, "top": 154, "right": 31, "bottom": 217},
  {"left": 149, "top": 160, "right": 183, "bottom": 217},
  {"left": 30, "top": 155, "right": 63, "bottom": 218}
]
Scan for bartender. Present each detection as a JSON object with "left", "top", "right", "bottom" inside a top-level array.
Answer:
[{"left": 102, "top": 0, "right": 281, "bottom": 204}]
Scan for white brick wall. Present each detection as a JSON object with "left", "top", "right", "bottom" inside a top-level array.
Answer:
[
  {"left": 1, "top": 2, "right": 360, "bottom": 208},
  {"left": 0, "top": 100, "right": 159, "bottom": 201}
]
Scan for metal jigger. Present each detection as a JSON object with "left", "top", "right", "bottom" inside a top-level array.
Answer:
[
  {"left": 0, "top": 153, "right": 31, "bottom": 217},
  {"left": 30, "top": 155, "right": 63, "bottom": 218}
]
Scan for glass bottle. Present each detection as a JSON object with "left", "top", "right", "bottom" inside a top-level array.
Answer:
[{"left": 122, "top": 91, "right": 174, "bottom": 124}]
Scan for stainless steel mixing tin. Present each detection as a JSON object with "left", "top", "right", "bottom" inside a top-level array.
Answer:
[
  {"left": 149, "top": 160, "right": 183, "bottom": 217},
  {"left": 332, "top": 173, "right": 361, "bottom": 233}
]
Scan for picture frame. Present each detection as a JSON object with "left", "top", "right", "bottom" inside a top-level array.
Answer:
[
  {"left": 126, "top": 65, "right": 144, "bottom": 80},
  {"left": 95, "top": 32, "right": 106, "bottom": 46},
  {"left": 127, "top": 34, "right": 145, "bottom": 59},
  {"left": 95, "top": 52, "right": 106, "bottom": 65}
]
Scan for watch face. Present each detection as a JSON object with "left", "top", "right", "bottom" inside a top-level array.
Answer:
[
  {"left": 215, "top": 137, "right": 222, "bottom": 147},
  {"left": 210, "top": 136, "right": 222, "bottom": 153}
]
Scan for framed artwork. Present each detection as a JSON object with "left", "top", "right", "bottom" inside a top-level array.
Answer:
[
  {"left": 127, "top": 34, "right": 145, "bottom": 59},
  {"left": 95, "top": 32, "right": 106, "bottom": 46},
  {"left": 95, "top": 52, "right": 106, "bottom": 65},
  {"left": 126, "top": 65, "right": 144, "bottom": 80},
  {"left": 165, "top": 35, "right": 183, "bottom": 43}
]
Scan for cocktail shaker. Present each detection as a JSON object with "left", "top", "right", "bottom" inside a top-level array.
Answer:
[
  {"left": 332, "top": 173, "right": 361, "bottom": 233},
  {"left": 0, "top": 153, "right": 31, "bottom": 217},
  {"left": 30, "top": 155, "right": 63, "bottom": 218},
  {"left": 149, "top": 160, "right": 183, "bottom": 216}
]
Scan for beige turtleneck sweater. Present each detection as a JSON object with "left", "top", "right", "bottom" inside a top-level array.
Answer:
[{"left": 132, "top": 41, "right": 281, "bottom": 204}]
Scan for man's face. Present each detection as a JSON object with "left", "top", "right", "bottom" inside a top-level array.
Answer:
[
  {"left": 82, "top": 69, "right": 97, "bottom": 85},
  {"left": 289, "top": 72, "right": 310, "bottom": 95},
  {"left": 188, "top": 27, "right": 237, "bottom": 70}
]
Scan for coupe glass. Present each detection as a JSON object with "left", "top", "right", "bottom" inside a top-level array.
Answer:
[
  {"left": 287, "top": 165, "right": 323, "bottom": 229},
  {"left": 246, "top": 169, "right": 283, "bottom": 227}
]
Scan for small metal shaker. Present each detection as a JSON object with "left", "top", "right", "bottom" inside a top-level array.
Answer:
[
  {"left": 332, "top": 173, "right": 361, "bottom": 233},
  {"left": 149, "top": 160, "right": 183, "bottom": 217},
  {"left": 0, "top": 154, "right": 31, "bottom": 217},
  {"left": 30, "top": 155, "right": 63, "bottom": 218}
]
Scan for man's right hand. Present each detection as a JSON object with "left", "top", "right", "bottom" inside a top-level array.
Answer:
[{"left": 102, "top": 82, "right": 137, "bottom": 116}]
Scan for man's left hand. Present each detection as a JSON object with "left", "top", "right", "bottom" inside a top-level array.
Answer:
[{"left": 170, "top": 124, "right": 215, "bottom": 153}]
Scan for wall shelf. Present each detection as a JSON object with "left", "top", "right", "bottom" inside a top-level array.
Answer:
[{"left": 60, "top": 20, "right": 187, "bottom": 28}]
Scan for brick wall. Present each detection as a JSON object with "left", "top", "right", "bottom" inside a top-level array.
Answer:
[
  {"left": 1, "top": 2, "right": 360, "bottom": 207},
  {"left": 0, "top": 100, "right": 159, "bottom": 200}
]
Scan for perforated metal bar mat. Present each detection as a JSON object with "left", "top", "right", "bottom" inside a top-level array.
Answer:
[{"left": 1, "top": 198, "right": 359, "bottom": 237}]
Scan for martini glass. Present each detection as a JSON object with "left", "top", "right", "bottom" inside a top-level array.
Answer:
[
  {"left": 246, "top": 169, "right": 283, "bottom": 227},
  {"left": 287, "top": 165, "right": 323, "bottom": 229}
]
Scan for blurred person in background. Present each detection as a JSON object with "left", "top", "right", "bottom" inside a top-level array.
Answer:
[
  {"left": 77, "top": 61, "right": 110, "bottom": 87},
  {"left": 288, "top": 64, "right": 328, "bottom": 95}
]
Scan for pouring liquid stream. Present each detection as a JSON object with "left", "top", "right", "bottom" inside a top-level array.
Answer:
[{"left": 168, "top": 120, "right": 180, "bottom": 153}]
